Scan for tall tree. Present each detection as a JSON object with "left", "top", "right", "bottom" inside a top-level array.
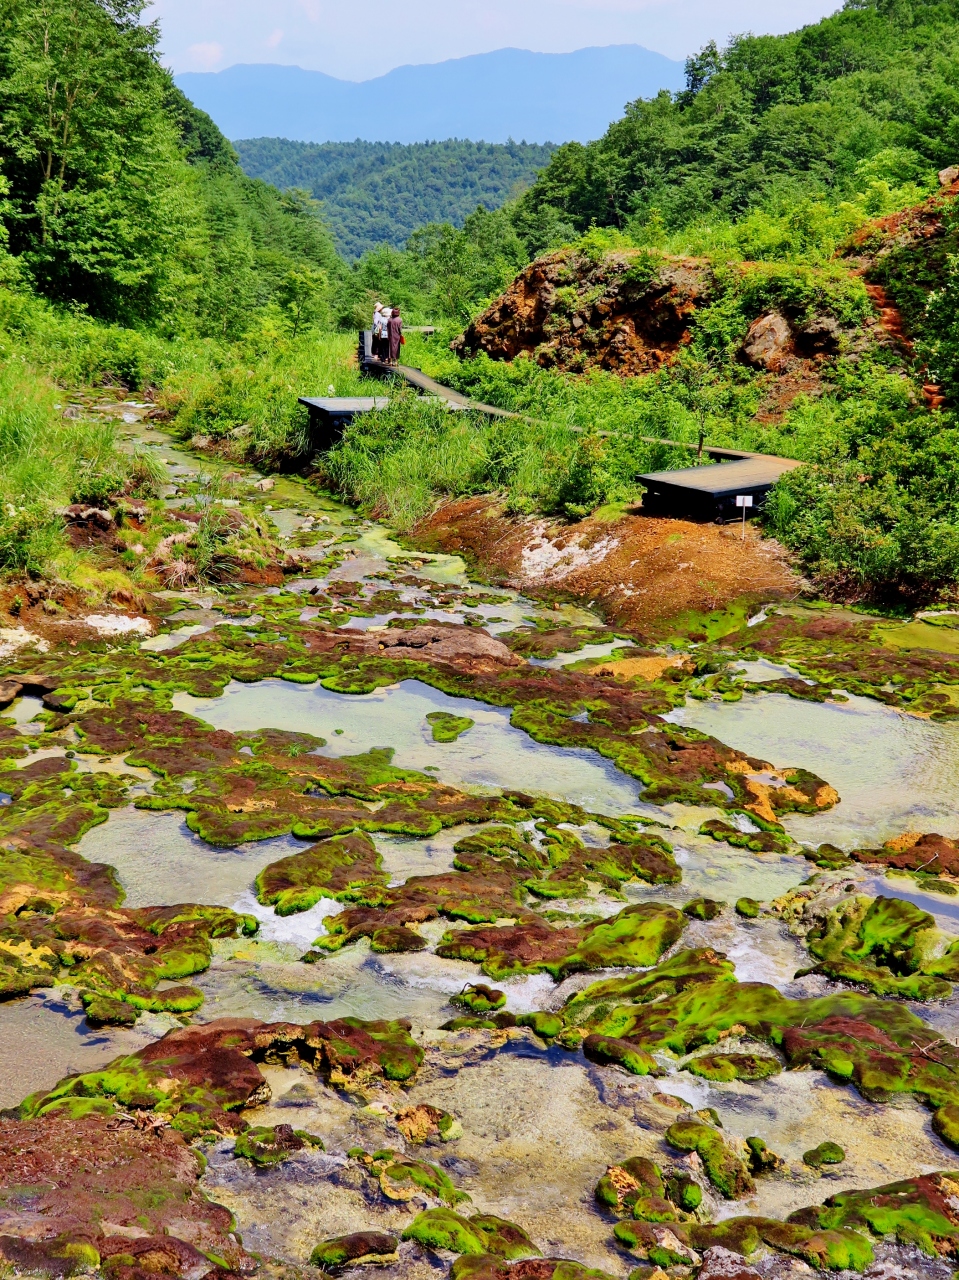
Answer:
[{"left": 0, "top": 0, "right": 201, "bottom": 322}]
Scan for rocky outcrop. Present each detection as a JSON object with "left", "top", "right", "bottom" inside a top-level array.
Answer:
[
  {"left": 844, "top": 174, "right": 959, "bottom": 381},
  {"left": 0, "top": 1113, "right": 251, "bottom": 1280},
  {"left": 740, "top": 312, "right": 793, "bottom": 369},
  {"left": 452, "top": 248, "right": 711, "bottom": 375},
  {"left": 740, "top": 310, "right": 848, "bottom": 372}
]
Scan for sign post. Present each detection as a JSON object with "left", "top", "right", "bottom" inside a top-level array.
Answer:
[{"left": 735, "top": 494, "right": 753, "bottom": 541}]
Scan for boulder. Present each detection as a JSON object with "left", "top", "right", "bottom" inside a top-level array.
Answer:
[
  {"left": 796, "top": 314, "right": 842, "bottom": 356},
  {"left": 740, "top": 312, "right": 792, "bottom": 369},
  {"left": 695, "top": 1247, "right": 763, "bottom": 1279},
  {"left": 939, "top": 165, "right": 959, "bottom": 187}
]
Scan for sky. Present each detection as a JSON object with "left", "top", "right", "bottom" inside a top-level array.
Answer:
[{"left": 148, "top": 0, "right": 841, "bottom": 79}]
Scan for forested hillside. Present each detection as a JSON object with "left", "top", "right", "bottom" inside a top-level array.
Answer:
[
  {"left": 235, "top": 138, "right": 555, "bottom": 259},
  {"left": 0, "top": 0, "right": 343, "bottom": 336},
  {"left": 514, "top": 0, "right": 959, "bottom": 242},
  {"left": 331, "top": 0, "right": 959, "bottom": 605}
]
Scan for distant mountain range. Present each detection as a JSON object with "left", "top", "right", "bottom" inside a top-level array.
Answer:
[{"left": 175, "top": 45, "right": 685, "bottom": 146}]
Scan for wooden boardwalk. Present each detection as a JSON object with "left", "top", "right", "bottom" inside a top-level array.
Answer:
[
  {"left": 358, "top": 330, "right": 515, "bottom": 419},
  {"left": 348, "top": 328, "right": 801, "bottom": 518}
]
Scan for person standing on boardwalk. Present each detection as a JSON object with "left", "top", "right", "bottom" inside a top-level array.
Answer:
[
  {"left": 372, "top": 303, "right": 386, "bottom": 360},
  {"left": 387, "top": 306, "right": 403, "bottom": 365}
]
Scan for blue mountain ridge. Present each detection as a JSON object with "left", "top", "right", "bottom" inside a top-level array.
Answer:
[{"left": 175, "top": 45, "right": 685, "bottom": 145}]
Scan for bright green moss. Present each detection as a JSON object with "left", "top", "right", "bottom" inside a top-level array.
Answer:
[
  {"left": 806, "top": 894, "right": 951, "bottom": 1000},
  {"left": 686, "top": 1052, "right": 782, "bottom": 1082},
  {"left": 310, "top": 1233, "right": 398, "bottom": 1270},
  {"left": 381, "top": 1160, "right": 469, "bottom": 1206},
  {"left": 682, "top": 898, "right": 725, "bottom": 921},
  {"left": 516, "top": 1011, "right": 564, "bottom": 1039},
  {"left": 125, "top": 985, "right": 204, "bottom": 1013},
  {"left": 425, "top": 711, "right": 475, "bottom": 742},
  {"left": 582, "top": 1035, "right": 660, "bottom": 1076},
  {"left": 401, "top": 1210, "right": 488, "bottom": 1254},
  {"left": 664, "top": 1120, "right": 754, "bottom": 1199},
  {"left": 666, "top": 1175, "right": 701, "bottom": 1212},
  {"left": 451, "top": 983, "right": 506, "bottom": 1014},
  {"left": 803, "top": 1141, "right": 845, "bottom": 1168}
]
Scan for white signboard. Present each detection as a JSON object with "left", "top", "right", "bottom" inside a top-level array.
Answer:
[{"left": 735, "top": 494, "right": 754, "bottom": 508}]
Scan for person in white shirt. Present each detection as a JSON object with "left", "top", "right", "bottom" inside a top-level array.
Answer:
[{"left": 372, "top": 303, "right": 389, "bottom": 360}]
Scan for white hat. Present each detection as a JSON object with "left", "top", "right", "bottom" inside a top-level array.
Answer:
[{"left": 374, "top": 302, "right": 383, "bottom": 312}]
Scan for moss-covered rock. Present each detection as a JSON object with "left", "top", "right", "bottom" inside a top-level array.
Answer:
[
  {"left": 0, "top": 1111, "right": 252, "bottom": 1278},
  {"left": 686, "top": 1052, "right": 782, "bottom": 1082},
  {"left": 451, "top": 983, "right": 506, "bottom": 1013},
  {"left": 735, "top": 897, "right": 760, "bottom": 918},
  {"left": 395, "top": 1104, "right": 462, "bottom": 1144},
  {"left": 665, "top": 1174, "right": 701, "bottom": 1212},
  {"left": 612, "top": 1220, "right": 698, "bottom": 1267},
  {"left": 802, "top": 1141, "right": 845, "bottom": 1168},
  {"left": 664, "top": 1120, "right": 754, "bottom": 1199},
  {"left": 402, "top": 1209, "right": 538, "bottom": 1258},
  {"left": 310, "top": 1232, "right": 398, "bottom": 1271},
  {"left": 583, "top": 1035, "right": 661, "bottom": 1076},
  {"left": 745, "top": 1136, "right": 782, "bottom": 1174},
  {"left": 467, "top": 1215, "right": 541, "bottom": 1260},
  {"left": 595, "top": 1158, "right": 676, "bottom": 1222},
  {"left": 380, "top": 1159, "right": 469, "bottom": 1206},
  {"left": 234, "top": 1123, "right": 321, "bottom": 1166},
  {"left": 804, "top": 893, "right": 952, "bottom": 1000},
  {"left": 933, "top": 1103, "right": 959, "bottom": 1146},
  {"left": 794, "top": 1169, "right": 959, "bottom": 1257},
  {"left": 682, "top": 897, "right": 725, "bottom": 921},
  {"left": 17, "top": 1016, "right": 424, "bottom": 1134},
  {"left": 516, "top": 1011, "right": 564, "bottom": 1040},
  {"left": 426, "top": 711, "right": 475, "bottom": 742},
  {"left": 559, "top": 944, "right": 959, "bottom": 1128},
  {"left": 255, "top": 831, "right": 386, "bottom": 915},
  {"left": 700, "top": 819, "right": 792, "bottom": 855},
  {"left": 437, "top": 902, "right": 686, "bottom": 982}
]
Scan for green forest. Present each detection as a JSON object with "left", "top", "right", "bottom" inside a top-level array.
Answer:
[
  {"left": 1, "top": 0, "right": 959, "bottom": 607},
  {"left": 234, "top": 138, "right": 556, "bottom": 259}
]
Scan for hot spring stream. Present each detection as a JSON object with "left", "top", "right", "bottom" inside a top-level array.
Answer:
[{"left": 4, "top": 411, "right": 959, "bottom": 1278}]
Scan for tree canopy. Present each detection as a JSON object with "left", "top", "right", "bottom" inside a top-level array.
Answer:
[
  {"left": 514, "top": 0, "right": 959, "bottom": 244},
  {"left": 0, "top": 0, "right": 343, "bottom": 333},
  {"left": 234, "top": 137, "right": 555, "bottom": 260}
]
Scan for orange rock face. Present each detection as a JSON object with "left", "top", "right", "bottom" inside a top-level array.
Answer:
[{"left": 451, "top": 248, "right": 711, "bottom": 375}]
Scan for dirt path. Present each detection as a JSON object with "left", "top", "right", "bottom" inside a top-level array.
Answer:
[{"left": 410, "top": 497, "right": 803, "bottom": 635}]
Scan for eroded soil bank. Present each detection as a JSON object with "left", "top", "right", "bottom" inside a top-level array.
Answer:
[{"left": 407, "top": 497, "right": 802, "bottom": 635}]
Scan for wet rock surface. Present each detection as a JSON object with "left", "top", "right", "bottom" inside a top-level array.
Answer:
[{"left": 4, "top": 425, "right": 959, "bottom": 1279}]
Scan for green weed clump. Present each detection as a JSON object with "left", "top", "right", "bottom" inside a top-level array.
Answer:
[
  {"left": 160, "top": 324, "right": 364, "bottom": 464},
  {"left": 0, "top": 361, "right": 148, "bottom": 579}
]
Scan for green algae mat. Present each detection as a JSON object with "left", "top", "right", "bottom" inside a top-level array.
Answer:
[{"left": 5, "top": 439, "right": 959, "bottom": 1278}]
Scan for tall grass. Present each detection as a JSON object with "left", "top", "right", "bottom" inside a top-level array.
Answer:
[
  {"left": 0, "top": 363, "right": 142, "bottom": 576},
  {"left": 323, "top": 390, "right": 698, "bottom": 530},
  {"left": 160, "top": 323, "right": 364, "bottom": 464}
]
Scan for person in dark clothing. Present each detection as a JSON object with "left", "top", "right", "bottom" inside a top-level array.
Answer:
[{"left": 387, "top": 307, "right": 403, "bottom": 364}]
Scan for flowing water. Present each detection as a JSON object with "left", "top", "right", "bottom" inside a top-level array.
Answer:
[{"left": 8, "top": 411, "right": 959, "bottom": 1271}]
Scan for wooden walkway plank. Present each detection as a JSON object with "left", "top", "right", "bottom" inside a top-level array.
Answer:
[{"left": 318, "top": 328, "right": 805, "bottom": 519}]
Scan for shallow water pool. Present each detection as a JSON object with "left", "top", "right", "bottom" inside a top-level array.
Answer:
[
  {"left": 667, "top": 688, "right": 959, "bottom": 848},
  {"left": 75, "top": 806, "right": 308, "bottom": 908},
  {"left": 174, "top": 677, "right": 643, "bottom": 814}
]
